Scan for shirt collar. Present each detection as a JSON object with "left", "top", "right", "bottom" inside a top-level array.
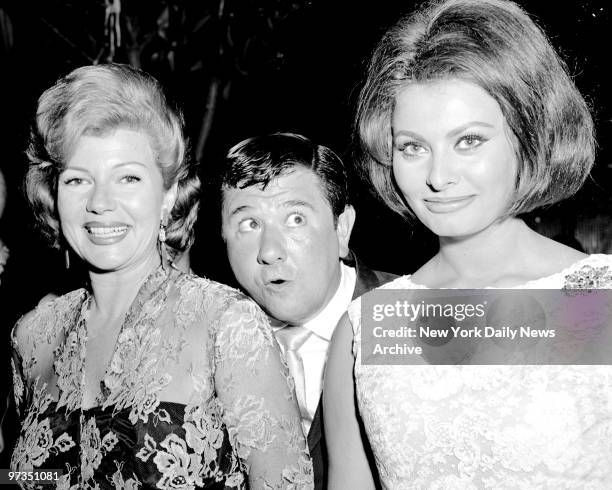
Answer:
[{"left": 302, "top": 262, "right": 356, "bottom": 341}]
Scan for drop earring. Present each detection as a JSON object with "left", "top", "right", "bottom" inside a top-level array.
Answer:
[{"left": 158, "top": 220, "right": 170, "bottom": 270}]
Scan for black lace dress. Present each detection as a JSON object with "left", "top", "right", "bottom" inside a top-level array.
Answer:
[{"left": 10, "top": 266, "right": 313, "bottom": 489}]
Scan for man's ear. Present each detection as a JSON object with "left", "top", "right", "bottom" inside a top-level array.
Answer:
[
  {"left": 336, "top": 205, "right": 356, "bottom": 258},
  {"left": 162, "top": 182, "right": 179, "bottom": 221}
]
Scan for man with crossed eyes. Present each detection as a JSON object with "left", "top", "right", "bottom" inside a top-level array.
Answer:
[{"left": 219, "top": 132, "right": 395, "bottom": 489}]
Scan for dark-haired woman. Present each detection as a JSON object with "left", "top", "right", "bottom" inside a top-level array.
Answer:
[{"left": 324, "top": 0, "right": 612, "bottom": 488}]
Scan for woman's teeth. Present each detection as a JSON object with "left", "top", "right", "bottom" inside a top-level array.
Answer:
[{"left": 87, "top": 226, "right": 128, "bottom": 237}]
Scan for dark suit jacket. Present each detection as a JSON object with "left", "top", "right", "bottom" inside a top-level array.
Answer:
[{"left": 308, "top": 252, "right": 397, "bottom": 490}]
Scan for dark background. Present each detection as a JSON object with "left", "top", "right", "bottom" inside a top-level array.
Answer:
[
  {"left": 0, "top": 1, "right": 610, "bottom": 460},
  {"left": 1, "top": 1, "right": 611, "bottom": 310},
  {"left": 1, "top": 1, "right": 611, "bottom": 317}
]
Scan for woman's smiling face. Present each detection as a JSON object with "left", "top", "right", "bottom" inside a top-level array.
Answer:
[
  {"left": 58, "top": 128, "right": 174, "bottom": 273},
  {"left": 392, "top": 79, "right": 518, "bottom": 238}
]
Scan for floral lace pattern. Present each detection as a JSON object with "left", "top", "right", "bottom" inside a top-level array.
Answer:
[
  {"left": 11, "top": 265, "right": 313, "bottom": 489},
  {"left": 349, "top": 254, "right": 612, "bottom": 489}
]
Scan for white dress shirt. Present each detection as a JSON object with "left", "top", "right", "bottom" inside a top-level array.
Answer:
[{"left": 274, "top": 262, "right": 356, "bottom": 434}]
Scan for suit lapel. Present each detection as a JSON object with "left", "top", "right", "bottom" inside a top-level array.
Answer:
[
  {"left": 344, "top": 250, "right": 397, "bottom": 300},
  {"left": 308, "top": 396, "right": 323, "bottom": 452}
]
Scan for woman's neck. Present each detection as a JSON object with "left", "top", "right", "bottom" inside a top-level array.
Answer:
[{"left": 88, "top": 253, "right": 161, "bottom": 319}]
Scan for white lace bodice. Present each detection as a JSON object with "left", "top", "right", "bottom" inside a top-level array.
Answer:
[{"left": 348, "top": 254, "right": 612, "bottom": 489}]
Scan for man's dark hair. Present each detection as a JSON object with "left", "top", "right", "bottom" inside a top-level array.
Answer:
[{"left": 221, "top": 132, "right": 350, "bottom": 220}]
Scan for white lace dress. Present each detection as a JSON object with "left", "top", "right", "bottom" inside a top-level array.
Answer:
[{"left": 348, "top": 254, "right": 612, "bottom": 489}]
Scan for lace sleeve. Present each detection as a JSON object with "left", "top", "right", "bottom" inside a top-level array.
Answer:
[
  {"left": 10, "top": 312, "right": 36, "bottom": 418},
  {"left": 9, "top": 332, "right": 26, "bottom": 418},
  {"left": 214, "top": 296, "right": 314, "bottom": 489}
]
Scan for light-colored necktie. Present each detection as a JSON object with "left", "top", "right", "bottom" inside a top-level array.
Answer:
[{"left": 274, "top": 325, "right": 313, "bottom": 432}]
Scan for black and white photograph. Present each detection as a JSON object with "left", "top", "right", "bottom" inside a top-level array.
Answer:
[{"left": 0, "top": 0, "right": 611, "bottom": 488}]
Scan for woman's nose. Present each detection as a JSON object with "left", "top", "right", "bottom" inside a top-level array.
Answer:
[
  {"left": 86, "top": 183, "right": 116, "bottom": 214},
  {"left": 426, "top": 152, "right": 459, "bottom": 191}
]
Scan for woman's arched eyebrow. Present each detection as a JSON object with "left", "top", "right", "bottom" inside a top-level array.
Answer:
[{"left": 446, "top": 121, "right": 495, "bottom": 138}]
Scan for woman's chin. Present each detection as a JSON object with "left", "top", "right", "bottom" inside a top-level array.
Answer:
[
  {"left": 81, "top": 249, "right": 160, "bottom": 275},
  {"left": 86, "top": 260, "right": 125, "bottom": 274},
  {"left": 421, "top": 214, "right": 507, "bottom": 240},
  {"left": 80, "top": 252, "right": 131, "bottom": 273},
  {"left": 426, "top": 223, "right": 474, "bottom": 239}
]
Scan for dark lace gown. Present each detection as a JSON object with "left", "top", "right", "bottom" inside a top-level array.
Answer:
[{"left": 10, "top": 265, "right": 313, "bottom": 489}]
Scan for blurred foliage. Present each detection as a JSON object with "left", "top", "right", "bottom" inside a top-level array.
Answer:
[
  {"left": 0, "top": 7, "right": 13, "bottom": 53},
  {"left": 1, "top": 0, "right": 312, "bottom": 161}
]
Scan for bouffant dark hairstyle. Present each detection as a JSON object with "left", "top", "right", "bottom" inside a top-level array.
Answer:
[{"left": 356, "top": 0, "right": 595, "bottom": 219}]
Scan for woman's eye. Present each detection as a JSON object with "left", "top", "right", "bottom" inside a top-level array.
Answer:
[
  {"left": 120, "top": 175, "right": 141, "bottom": 183},
  {"left": 63, "top": 177, "right": 86, "bottom": 186},
  {"left": 238, "top": 219, "right": 259, "bottom": 233},
  {"left": 456, "top": 134, "right": 486, "bottom": 150},
  {"left": 399, "top": 142, "right": 428, "bottom": 157},
  {"left": 286, "top": 213, "right": 306, "bottom": 227}
]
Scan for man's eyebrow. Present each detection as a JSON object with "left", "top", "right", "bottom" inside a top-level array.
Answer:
[
  {"left": 281, "top": 199, "right": 316, "bottom": 211},
  {"left": 227, "top": 199, "right": 316, "bottom": 218},
  {"left": 228, "top": 205, "right": 252, "bottom": 218}
]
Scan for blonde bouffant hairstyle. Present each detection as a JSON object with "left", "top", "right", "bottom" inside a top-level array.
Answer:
[{"left": 26, "top": 63, "right": 200, "bottom": 254}]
